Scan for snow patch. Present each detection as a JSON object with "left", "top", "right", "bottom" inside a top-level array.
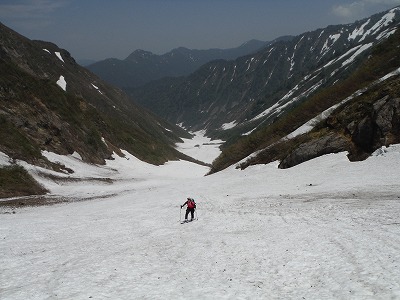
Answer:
[
  {"left": 252, "top": 79, "right": 323, "bottom": 122},
  {"left": 379, "top": 67, "right": 400, "bottom": 82},
  {"left": 231, "top": 65, "right": 237, "bottom": 82},
  {"left": 348, "top": 20, "right": 370, "bottom": 41},
  {"left": 360, "top": 10, "right": 398, "bottom": 41},
  {"left": 71, "top": 151, "right": 82, "bottom": 160},
  {"left": 323, "top": 45, "right": 363, "bottom": 68},
  {"left": 342, "top": 43, "right": 373, "bottom": 66},
  {"left": 242, "top": 127, "right": 257, "bottom": 136},
  {"left": 43, "top": 49, "right": 51, "bottom": 54},
  {"left": 246, "top": 57, "right": 255, "bottom": 71},
  {"left": 283, "top": 66, "right": 400, "bottom": 140},
  {"left": 376, "top": 27, "right": 398, "bottom": 40},
  {"left": 91, "top": 83, "right": 104, "bottom": 95},
  {"left": 372, "top": 144, "right": 400, "bottom": 157},
  {"left": 56, "top": 75, "right": 67, "bottom": 91},
  {"left": 221, "top": 121, "right": 237, "bottom": 130},
  {"left": 0, "top": 151, "right": 12, "bottom": 167},
  {"left": 283, "top": 94, "right": 355, "bottom": 140},
  {"left": 55, "top": 52, "right": 65, "bottom": 63},
  {"left": 321, "top": 33, "right": 341, "bottom": 56}
]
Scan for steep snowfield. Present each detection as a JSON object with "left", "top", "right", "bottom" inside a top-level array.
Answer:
[{"left": 1, "top": 133, "right": 400, "bottom": 299}]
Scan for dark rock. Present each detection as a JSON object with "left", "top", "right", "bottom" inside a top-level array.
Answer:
[
  {"left": 374, "top": 97, "right": 400, "bottom": 136},
  {"left": 279, "top": 133, "right": 351, "bottom": 168},
  {"left": 352, "top": 116, "right": 375, "bottom": 152}
]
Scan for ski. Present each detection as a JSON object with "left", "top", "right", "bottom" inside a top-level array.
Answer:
[{"left": 180, "top": 219, "right": 197, "bottom": 224}]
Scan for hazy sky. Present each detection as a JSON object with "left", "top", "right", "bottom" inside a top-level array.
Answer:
[{"left": 1, "top": 0, "right": 400, "bottom": 61}]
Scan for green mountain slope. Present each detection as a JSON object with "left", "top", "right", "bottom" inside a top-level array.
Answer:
[{"left": 0, "top": 22, "right": 194, "bottom": 197}]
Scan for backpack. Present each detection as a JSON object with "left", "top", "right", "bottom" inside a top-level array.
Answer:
[{"left": 187, "top": 199, "right": 196, "bottom": 209}]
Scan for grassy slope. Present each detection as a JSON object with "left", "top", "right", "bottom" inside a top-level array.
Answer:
[{"left": 0, "top": 165, "right": 48, "bottom": 198}]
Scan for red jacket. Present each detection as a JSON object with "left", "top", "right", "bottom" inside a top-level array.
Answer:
[{"left": 182, "top": 199, "right": 196, "bottom": 209}]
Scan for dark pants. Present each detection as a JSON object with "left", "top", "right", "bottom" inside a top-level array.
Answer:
[{"left": 185, "top": 208, "right": 195, "bottom": 220}]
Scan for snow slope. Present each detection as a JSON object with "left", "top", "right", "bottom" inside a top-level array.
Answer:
[{"left": 1, "top": 133, "right": 400, "bottom": 299}]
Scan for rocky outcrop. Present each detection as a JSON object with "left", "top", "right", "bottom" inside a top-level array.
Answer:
[
  {"left": 279, "top": 95, "right": 400, "bottom": 169},
  {"left": 346, "top": 96, "right": 400, "bottom": 160},
  {"left": 372, "top": 96, "right": 400, "bottom": 143},
  {"left": 278, "top": 133, "right": 352, "bottom": 169}
]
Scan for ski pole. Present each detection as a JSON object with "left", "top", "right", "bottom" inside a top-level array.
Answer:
[{"left": 180, "top": 206, "right": 182, "bottom": 223}]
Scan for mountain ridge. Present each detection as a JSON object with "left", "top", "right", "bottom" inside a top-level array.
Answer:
[
  {"left": 132, "top": 7, "right": 400, "bottom": 137},
  {"left": 86, "top": 37, "right": 293, "bottom": 88},
  {"left": 125, "top": 7, "right": 400, "bottom": 172},
  {"left": 0, "top": 21, "right": 203, "bottom": 197},
  {"left": 210, "top": 19, "right": 400, "bottom": 173}
]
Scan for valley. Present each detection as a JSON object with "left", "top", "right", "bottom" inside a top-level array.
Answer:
[
  {"left": 1, "top": 4, "right": 400, "bottom": 299},
  {"left": 1, "top": 134, "right": 400, "bottom": 299}
]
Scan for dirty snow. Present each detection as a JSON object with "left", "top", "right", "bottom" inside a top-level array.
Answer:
[{"left": 1, "top": 132, "right": 400, "bottom": 300}]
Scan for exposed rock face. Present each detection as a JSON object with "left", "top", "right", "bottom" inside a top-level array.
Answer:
[
  {"left": 279, "top": 96, "right": 400, "bottom": 169},
  {"left": 373, "top": 97, "right": 400, "bottom": 142},
  {"left": 278, "top": 133, "right": 352, "bottom": 169},
  {"left": 345, "top": 96, "right": 400, "bottom": 159}
]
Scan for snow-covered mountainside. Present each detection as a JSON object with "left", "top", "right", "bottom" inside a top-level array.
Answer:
[
  {"left": 133, "top": 7, "right": 400, "bottom": 136},
  {"left": 1, "top": 134, "right": 400, "bottom": 299},
  {"left": 210, "top": 27, "right": 400, "bottom": 173}
]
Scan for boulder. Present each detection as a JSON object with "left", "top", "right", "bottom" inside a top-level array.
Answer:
[{"left": 279, "top": 133, "right": 351, "bottom": 169}]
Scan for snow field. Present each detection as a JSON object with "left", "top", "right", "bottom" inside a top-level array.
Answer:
[{"left": 1, "top": 134, "right": 400, "bottom": 299}]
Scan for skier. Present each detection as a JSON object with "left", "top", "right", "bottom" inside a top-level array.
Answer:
[{"left": 181, "top": 197, "right": 196, "bottom": 222}]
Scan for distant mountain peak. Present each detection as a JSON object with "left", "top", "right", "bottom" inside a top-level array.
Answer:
[
  {"left": 87, "top": 39, "right": 271, "bottom": 88},
  {"left": 126, "top": 49, "right": 155, "bottom": 61},
  {"left": 239, "top": 39, "right": 265, "bottom": 47}
]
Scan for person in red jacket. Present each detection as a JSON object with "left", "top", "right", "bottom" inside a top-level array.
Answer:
[{"left": 181, "top": 197, "right": 196, "bottom": 222}]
